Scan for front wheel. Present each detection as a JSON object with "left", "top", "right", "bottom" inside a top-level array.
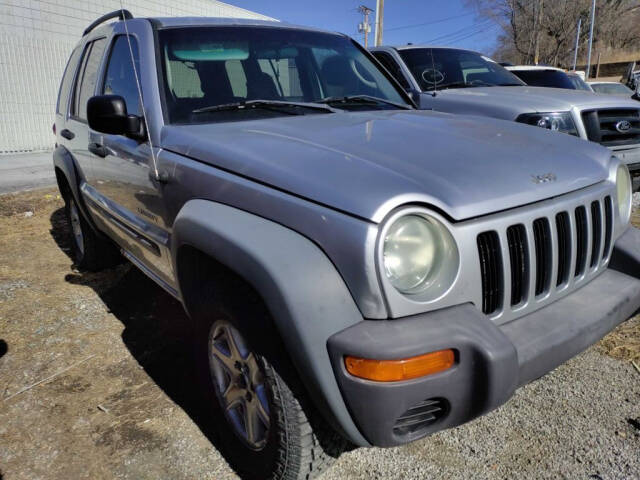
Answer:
[
  {"left": 64, "top": 195, "right": 120, "bottom": 271},
  {"left": 196, "top": 291, "right": 346, "bottom": 480}
]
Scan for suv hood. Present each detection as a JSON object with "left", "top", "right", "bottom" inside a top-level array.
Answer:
[
  {"left": 428, "top": 85, "right": 640, "bottom": 113},
  {"left": 161, "top": 110, "right": 611, "bottom": 223}
]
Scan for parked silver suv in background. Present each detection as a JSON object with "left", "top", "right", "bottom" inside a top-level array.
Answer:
[
  {"left": 53, "top": 12, "right": 640, "bottom": 479},
  {"left": 370, "top": 46, "right": 640, "bottom": 191}
]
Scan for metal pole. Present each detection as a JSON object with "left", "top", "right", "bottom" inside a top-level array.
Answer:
[
  {"left": 586, "top": 0, "right": 596, "bottom": 79},
  {"left": 572, "top": 18, "right": 581, "bottom": 71},
  {"left": 374, "top": 0, "right": 384, "bottom": 47}
]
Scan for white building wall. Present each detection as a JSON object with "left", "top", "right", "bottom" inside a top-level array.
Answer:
[{"left": 0, "top": 0, "right": 272, "bottom": 154}]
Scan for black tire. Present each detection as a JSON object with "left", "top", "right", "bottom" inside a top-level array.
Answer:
[
  {"left": 193, "top": 279, "right": 348, "bottom": 480},
  {"left": 63, "top": 195, "right": 120, "bottom": 271}
]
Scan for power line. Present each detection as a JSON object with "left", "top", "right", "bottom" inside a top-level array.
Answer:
[
  {"left": 385, "top": 12, "right": 475, "bottom": 33},
  {"left": 423, "top": 18, "right": 494, "bottom": 44}
]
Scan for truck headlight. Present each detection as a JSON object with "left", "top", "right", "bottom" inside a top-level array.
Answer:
[
  {"left": 516, "top": 112, "right": 578, "bottom": 136},
  {"left": 617, "top": 164, "right": 632, "bottom": 224},
  {"left": 383, "top": 214, "right": 458, "bottom": 295}
]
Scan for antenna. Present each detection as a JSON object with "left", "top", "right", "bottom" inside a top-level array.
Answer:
[
  {"left": 118, "top": 1, "right": 161, "bottom": 182},
  {"left": 430, "top": 48, "right": 437, "bottom": 97}
]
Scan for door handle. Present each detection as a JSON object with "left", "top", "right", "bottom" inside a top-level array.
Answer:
[
  {"left": 88, "top": 142, "right": 108, "bottom": 158},
  {"left": 60, "top": 128, "right": 75, "bottom": 140}
]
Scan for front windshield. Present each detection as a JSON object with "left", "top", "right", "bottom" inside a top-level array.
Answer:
[
  {"left": 158, "top": 26, "right": 409, "bottom": 124},
  {"left": 591, "top": 83, "right": 633, "bottom": 95},
  {"left": 568, "top": 75, "right": 591, "bottom": 91},
  {"left": 510, "top": 69, "right": 575, "bottom": 89},
  {"left": 397, "top": 48, "right": 524, "bottom": 91}
]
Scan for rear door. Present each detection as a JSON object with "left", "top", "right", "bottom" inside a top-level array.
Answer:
[
  {"left": 55, "top": 46, "right": 82, "bottom": 150},
  {"left": 66, "top": 37, "right": 108, "bottom": 183}
]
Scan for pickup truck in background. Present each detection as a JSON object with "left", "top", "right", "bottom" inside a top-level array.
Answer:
[{"left": 370, "top": 46, "right": 640, "bottom": 191}]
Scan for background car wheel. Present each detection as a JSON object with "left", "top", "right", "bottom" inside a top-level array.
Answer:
[
  {"left": 63, "top": 195, "right": 120, "bottom": 271},
  {"left": 194, "top": 280, "right": 348, "bottom": 480}
]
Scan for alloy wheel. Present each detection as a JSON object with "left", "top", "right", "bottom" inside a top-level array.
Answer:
[{"left": 208, "top": 320, "right": 271, "bottom": 450}]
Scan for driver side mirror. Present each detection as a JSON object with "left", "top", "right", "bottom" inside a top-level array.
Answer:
[{"left": 87, "top": 95, "right": 143, "bottom": 138}]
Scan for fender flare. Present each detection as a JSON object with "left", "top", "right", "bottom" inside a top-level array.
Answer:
[
  {"left": 52, "top": 145, "right": 100, "bottom": 233},
  {"left": 171, "top": 199, "right": 369, "bottom": 446}
]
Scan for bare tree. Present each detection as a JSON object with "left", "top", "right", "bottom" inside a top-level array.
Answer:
[{"left": 466, "top": 0, "right": 640, "bottom": 66}]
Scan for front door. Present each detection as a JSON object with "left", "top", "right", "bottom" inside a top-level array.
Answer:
[{"left": 84, "top": 32, "right": 175, "bottom": 288}]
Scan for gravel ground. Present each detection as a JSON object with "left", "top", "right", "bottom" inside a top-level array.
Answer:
[{"left": 0, "top": 188, "right": 639, "bottom": 480}]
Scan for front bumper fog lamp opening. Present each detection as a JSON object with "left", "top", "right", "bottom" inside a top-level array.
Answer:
[{"left": 344, "top": 349, "right": 455, "bottom": 382}]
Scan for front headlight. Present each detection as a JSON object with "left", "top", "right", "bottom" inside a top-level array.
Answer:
[
  {"left": 383, "top": 214, "right": 458, "bottom": 296},
  {"left": 516, "top": 112, "right": 578, "bottom": 136},
  {"left": 617, "top": 163, "right": 632, "bottom": 224}
]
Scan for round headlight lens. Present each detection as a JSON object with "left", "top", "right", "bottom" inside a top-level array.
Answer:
[
  {"left": 617, "top": 164, "right": 632, "bottom": 224},
  {"left": 383, "top": 214, "right": 458, "bottom": 295}
]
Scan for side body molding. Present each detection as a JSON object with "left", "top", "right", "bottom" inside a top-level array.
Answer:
[{"left": 171, "top": 199, "right": 369, "bottom": 446}]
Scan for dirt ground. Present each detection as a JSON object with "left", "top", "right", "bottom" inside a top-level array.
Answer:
[{"left": 0, "top": 188, "right": 638, "bottom": 480}]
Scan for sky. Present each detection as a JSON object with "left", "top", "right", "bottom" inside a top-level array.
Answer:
[{"left": 226, "top": 0, "right": 499, "bottom": 55}]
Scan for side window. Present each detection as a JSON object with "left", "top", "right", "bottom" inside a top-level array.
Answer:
[
  {"left": 257, "top": 58, "right": 304, "bottom": 99},
  {"left": 102, "top": 36, "right": 141, "bottom": 116},
  {"left": 72, "top": 38, "right": 107, "bottom": 121},
  {"left": 225, "top": 60, "right": 247, "bottom": 98},
  {"left": 56, "top": 47, "right": 82, "bottom": 115},
  {"left": 373, "top": 52, "right": 410, "bottom": 89}
]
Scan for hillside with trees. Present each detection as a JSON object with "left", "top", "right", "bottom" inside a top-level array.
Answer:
[{"left": 466, "top": 0, "right": 640, "bottom": 68}]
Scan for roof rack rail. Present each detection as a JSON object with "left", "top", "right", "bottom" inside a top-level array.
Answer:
[{"left": 83, "top": 9, "right": 133, "bottom": 36}]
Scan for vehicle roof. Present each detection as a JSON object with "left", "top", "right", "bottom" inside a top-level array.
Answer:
[
  {"left": 587, "top": 81, "right": 624, "bottom": 85},
  {"left": 152, "top": 17, "right": 318, "bottom": 32},
  {"left": 381, "top": 45, "right": 482, "bottom": 55},
  {"left": 506, "top": 65, "right": 565, "bottom": 72},
  {"left": 89, "top": 16, "right": 343, "bottom": 38}
]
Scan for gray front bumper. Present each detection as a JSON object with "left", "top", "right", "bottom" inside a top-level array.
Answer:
[{"left": 328, "top": 227, "right": 640, "bottom": 447}]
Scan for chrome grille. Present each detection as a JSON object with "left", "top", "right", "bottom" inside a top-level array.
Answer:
[
  {"left": 477, "top": 195, "right": 613, "bottom": 321},
  {"left": 582, "top": 108, "right": 640, "bottom": 147}
]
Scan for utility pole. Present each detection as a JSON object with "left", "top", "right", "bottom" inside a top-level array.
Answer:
[
  {"left": 374, "top": 0, "right": 384, "bottom": 47},
  {"left": 572, "top": 17, "right": 581, "bottom": 71},
  {"left": 586, "top": 0, "right": 596, "bottom": 79},
  {"left": 358, "top": 5, "right": 373, "bottom": 48},
  {"left": 533, "top": 0, "right": 544, "bottom": 65}
]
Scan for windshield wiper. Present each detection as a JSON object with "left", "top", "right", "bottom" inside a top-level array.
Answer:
[
  {"left": 192, "top": 100, "right": 337, "bottom": 115},
  {"left": 426, "top": 81, "right": 488, "bottom": 91},
  {"left": 317, "top": 95, "right": 412, "bottom": 110}
]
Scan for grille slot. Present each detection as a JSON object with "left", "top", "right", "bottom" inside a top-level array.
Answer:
[
  {"left": 574, "top": 206, "right": 588, "bottom": 277},
  {"left": 533, "top": 218, "right": 552, "bottom": 296},
  {"left": 477, "top": 231, "right": 503, "bottom": 315},
  {"left": 603, "top": 196, "right": 613, "bottom": 260},
  {"left": 507, "top": 225, "right": 528, "bottom": 305},
  {"left": 581, "top": 108, "right": 640, "bottom": 147},
  {"left": 393, "top": 398, "right": 447, "bottom": 436},
  {"left": 590, "top": 201, "right": 602, "bottom": 268},
  {"left": 555, "top": 212, "right": 571, "bottom": 286},
  {"left": 475, "top": 191, "right": 611, "bottom": 320}
]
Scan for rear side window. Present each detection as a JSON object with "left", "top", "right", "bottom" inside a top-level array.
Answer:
[
  {"left": 72, "top": 38, "right": 107, "bottom": 120},
  {"left": 56, "top": 47, "right": 82, "bottom": 115},
  {"left": 102, "top": 36, "right": 141, "bottom": 116},
  {"left": 372, "top": 51, "right": 410, "bottom": 89}
]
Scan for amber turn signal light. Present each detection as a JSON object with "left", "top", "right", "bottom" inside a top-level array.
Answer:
[{"left": 344, "top": 349, "right": 455, "bottom": 382}]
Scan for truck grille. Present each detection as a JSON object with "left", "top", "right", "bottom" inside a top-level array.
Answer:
[
  {"left": 582, "top": 109, "right": 640, "bottom": 147},
  {"left": 477, "top": 196, "right": 613, "bottom": 316}
]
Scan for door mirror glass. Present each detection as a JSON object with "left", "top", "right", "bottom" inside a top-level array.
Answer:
[{"left": 87, "top": 95, "right": 141, "bottom": 136}]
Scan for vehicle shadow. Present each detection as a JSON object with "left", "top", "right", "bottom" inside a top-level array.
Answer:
[{"left": 48, "top": 207, "right": 228, "bottom": 468}]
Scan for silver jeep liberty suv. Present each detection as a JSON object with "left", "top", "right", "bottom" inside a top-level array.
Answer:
[{"left": 53, "top": 10, "right": 640, "bottom": 479}]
